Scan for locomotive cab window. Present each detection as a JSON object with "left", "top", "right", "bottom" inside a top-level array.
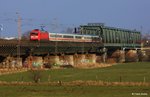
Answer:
[{"left": 31, "top": 33, "right": 38, "bottom": 35}]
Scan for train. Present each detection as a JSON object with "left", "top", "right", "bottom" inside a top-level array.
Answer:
[
  {"left": 30, "top": 23, "right": 141, "bottom": 47},
  {"left": 30, "top": 29, "right": 101, "bottom": 42}
]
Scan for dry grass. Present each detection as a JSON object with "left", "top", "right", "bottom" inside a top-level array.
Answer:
[
  {"left": 0, "top": 68, "right": 28, "bottom": 75},
  {"left": 74, "top": 63, "right": 113, "bottom": 69},
  {"left": 0, "top": 80, "right": 149, "bottom": 87}
]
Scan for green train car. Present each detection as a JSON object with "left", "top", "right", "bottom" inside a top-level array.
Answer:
[{"left": 80, "top": 23, "right": 141, "bottom": 48}]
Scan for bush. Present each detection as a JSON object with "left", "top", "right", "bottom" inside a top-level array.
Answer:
[{"left": 29, "top": 70, "right": 42, "bottom": 83}]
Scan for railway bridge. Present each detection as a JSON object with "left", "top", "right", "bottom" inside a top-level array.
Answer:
[
  {"left": 0, "top": 39, "right": 144, "bottom": 68},
  {"left": 0, "top": 39, "right": 103, "bottom": 56},
  {"left": 0, "top": 23, "right": 148, "bottom": 68}
]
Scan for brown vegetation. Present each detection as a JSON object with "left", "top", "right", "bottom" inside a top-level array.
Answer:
[
  {"left": 74, "top": 63, "right": 113, "bottom": 69},
  {"left": 0, "top": 80, "right": 149, "bottom": 87},
  {"left": 0, "top": 68, "right": 28, "bottom": 75}
]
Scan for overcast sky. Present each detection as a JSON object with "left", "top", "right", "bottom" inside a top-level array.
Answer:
[{"left": 0, "top": 0, "right": 150, "bottom": 37}]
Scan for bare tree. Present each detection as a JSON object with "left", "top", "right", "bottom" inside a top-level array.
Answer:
[{"left": 29, "top": 70, "right": 42, "bottom": 83}]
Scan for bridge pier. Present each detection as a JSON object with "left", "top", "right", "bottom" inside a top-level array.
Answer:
[
  {"left": 85, "top": 54, "right": 96, "bottom": 63},
  {"left": 102, "top": 48, "right": 107, "bottom": 63},
  {"left": 16, "top": 58, "right": 22, "bottom": 68},
  {"left": 125, "top": 50, "right": 139, "bottom": 62},
  {"left": 24, "top": 56, "right": 33, "bottom": 68},
  {"left": 66, "top": 55, "right": 74, "bottom": 65},
  {"left": 1, "top": 48, "right": 147, "bottom": 69},
  {"left": 24, "top": 56, "right": 43, "bottom": 68},
  {"left": 74, "top": 54, "right": 86, "bottom": 66},
  {"left": 0, "top": 56, "right": 22, "bottom": 68},
  {"left": 3, "top": 56, "right": 14, "bottom": 68},
  {"left": 138, "top": 50, "right": 149, "bottom": 61},
  {"left": 96, "top": 55, "right": 102, "bottom": 63},
  {"left": 48, "top": 56, "right": 60, "bottom": 66},
  {"left": 111, "top": 49, "right": 125, "bottom": 63},
  {"left": 61, "top": 55, "right": 74, "bottom": 66},
  {"left": 32, "top": 57, "right": 43, "bottom": 68},
  {"left": 119, "top": 50, "right": 125, "bottom": 63}
]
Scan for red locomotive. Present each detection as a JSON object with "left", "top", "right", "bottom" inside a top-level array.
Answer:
[
  {"left": 30, "top": 29, "right": 49, "bottom": 41},
  {"left": 30, "top": 29, "right": 100, "bottom": 42}
]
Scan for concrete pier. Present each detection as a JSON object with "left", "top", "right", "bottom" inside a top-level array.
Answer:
[
  {"left": 126, "top": 50, "right": 139, "bottom": 62},
  {"left": 96, "top": 55, "right": 102, "bottom": 63},
  {"left": 49, "top": 56, "right": 60, "bottom": 65},
  {"left": 64, "top": 55, "right": 74, "bottom": 66},
  {"left": 1, "top": 48, "right": 148, "bottom": 69},
  {"left": 74, "top": 54, "right": 86, "bottom": 66},
  {"left": 0, "top": 56, "right": 22, "bottom": 68},
  {"left": 111, "top": 50, "right": 125, "bottom": 63},
  {"left": 32, "top": 57, "right": 43, "bottom": 68},
  {"left": 138, "top": 50, "right": 149, "bottom": 61},
  {"left": 16, "top": 58, "right": 22, "bottom": 68},
  {"left": 119, "top": 50, "right": 125, "bottom": 63},
  {"left": 25, "top": 56, "right": 33, "bottom": 68},
  {"left": 24, "top": 56, "right": 43, "bottom": 68},
  {"left": 101, "top": 48, "right": 107, "bottom": 63},
  {"left": 102, "top": 52, "right": 107, "bottom": 63},
  {"left": 59, "top": 55, "right": 74, "bottom": 66},
  {"left": 86, "top": 54, "right": 96, "bottom": 63}
]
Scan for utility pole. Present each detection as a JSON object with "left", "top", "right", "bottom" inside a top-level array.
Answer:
[
  {"left": 16, "top": 12, "right": 22, "bottom": 40},
  {"left": 16, "top": 12, "right": 22, "bottom": 66},
  {"left": 51, "top": 18, "right": 59, "bottom": 55},
  {"left": 82, "top": 35, "right": 85, "bottom": 54}
]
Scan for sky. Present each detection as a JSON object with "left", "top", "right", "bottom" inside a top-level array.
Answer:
[{"left": 0, "top": 0, "right": 150, "bottom": 37}]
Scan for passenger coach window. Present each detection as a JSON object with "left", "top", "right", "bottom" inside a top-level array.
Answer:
[
  {"left": 50, "top": 35, "right": 56, "bottom": 37},
  {"left": 56, "top": 35, "right": 62, "bottom": 38},
  {"left": 84, "top": 37, "right": 91, "bottom": 39},
  {"left": 75, "top": 36, "right": 82, "bottom": 39},
  {"left": 50, "top": 34, "right": 62, "bottom": 38},
  {"left": 63, "top": 35, "right": 74, "bottom": 38}
]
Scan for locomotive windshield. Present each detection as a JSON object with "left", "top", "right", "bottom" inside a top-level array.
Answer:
[{"left": 31, "top": 32, "right": 38, "bottom": 35}]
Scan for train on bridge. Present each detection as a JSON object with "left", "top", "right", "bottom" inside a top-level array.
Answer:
[
  {"left": 0, "top": 23, "right": 145, "bottom": 69},
  {"left": 29, "top": 23, "right": 141, "bottom": 48},
  {"left": 0, "top": 23, "right": 142, "bottom": 56},
  {"left": 30, "top": 29, "right": 100, "bottom": 42}
]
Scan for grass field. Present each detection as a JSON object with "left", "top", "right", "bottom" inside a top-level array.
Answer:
[
  {"left": 0, "top": 85, "right": 149, "bottom": 97},
  {"left": 0, "top": 62, "right": 150, "bottom": 97},
  {"left": 0, "top": 62, "right": 150, "bottom": 82}
]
